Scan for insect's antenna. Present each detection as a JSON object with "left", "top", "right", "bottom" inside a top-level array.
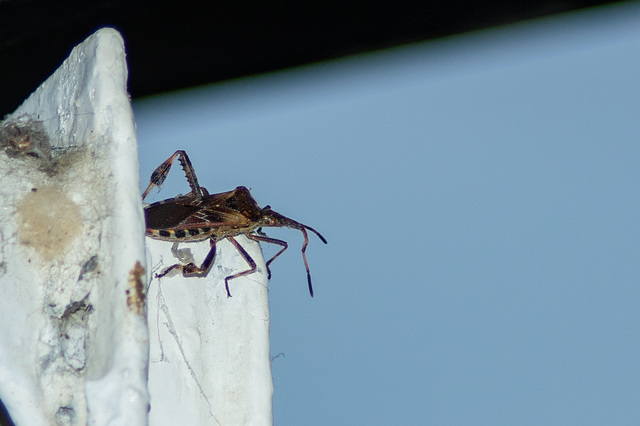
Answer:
[
  {"left": 266, "top": 207, "right": 327, "bottom": 244},
  {"left": 302, "top": 224, "right": 327, "bottom": 244},
  {"left": 294, "top": 224, "right": 327, "bottom": 298},
  {"left": 261, "top": 209, "right": 327, "bottom": 297},
  {"left": 299, "top": 228, "right": 314, "bottom": 297}
]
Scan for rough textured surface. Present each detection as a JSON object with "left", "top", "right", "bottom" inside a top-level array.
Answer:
[
  {"left": 146, "top": 228, "right": 274, "bottom": 424},
  {"left": 0, "top": 28, "right": 148, "bottom": 425},
  {"left": 16, "top": 186, "right": 81, "bottom": 260},
  {"left": 0, "top": 26, "right": 274, "bottom": 426}
]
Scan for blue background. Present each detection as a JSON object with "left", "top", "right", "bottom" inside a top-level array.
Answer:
[{"left": 135, "top": 4, "right": 640, "bottom": 424}]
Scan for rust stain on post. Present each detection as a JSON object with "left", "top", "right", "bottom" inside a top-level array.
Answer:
[{"left": 126, "top": 261, "right": 146, "bottom": 314}]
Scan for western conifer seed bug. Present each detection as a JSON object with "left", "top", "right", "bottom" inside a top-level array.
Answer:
[{"left": 143, "top": 150, "right": 327, "bottom": 297}]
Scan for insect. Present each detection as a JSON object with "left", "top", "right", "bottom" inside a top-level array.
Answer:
[{"left": 143, "top": 150, "right": 327, "bottom": 297}]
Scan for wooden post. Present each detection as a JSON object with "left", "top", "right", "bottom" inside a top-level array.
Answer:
[
  {"left": 0, "top": 28, "right": 148, "bottom": 425},
  {"left": 0, "top": 27, "right": 274, "bottom": 425}
]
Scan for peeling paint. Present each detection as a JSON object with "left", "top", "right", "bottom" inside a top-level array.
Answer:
[
  {"left": 77, "top": 255, "right": 99, "bottom": 281},
  {"left": 59, "top": 296, "right": 93, "bottom": 371}
]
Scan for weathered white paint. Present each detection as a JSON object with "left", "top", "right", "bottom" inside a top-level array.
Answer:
[
  {"left": 0, "top": 27, "right": 274, "bottom": 426},
  {"left": 146, "top": 235, "right": 273, "bottom": 425},
  {"left": 0, "top": 28, "right": 148, "bottom": 425}
]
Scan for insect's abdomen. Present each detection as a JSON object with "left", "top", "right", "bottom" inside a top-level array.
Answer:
[
  {"left": 145, "top": 198, "right": 213, "bottom": 241},
  {"left": 146, "top": 227, "right": 213, "bottom": 241},
  {"left": 145, "top": 200, "right": 201, "bottom": 229}
]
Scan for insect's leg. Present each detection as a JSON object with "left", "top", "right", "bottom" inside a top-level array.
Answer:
[
  {"left": 224, "top": 236, "right": 258, "bottom": 298},
  {"left": 155, "top": 239, "right": 217, "bottom": 278},
  {"left": 142, "top": 150, "right": 205, "bottom": 199},
  {"left": 182, "top": 239, "right": 217, "bottom": 275},
  {"left": 170, "top": 241, "right": 195, "bottom": 264},
  {"left": 175, "top": 150, "right": 205, "bottom": 197},
  {"left": 143, "top": 151, "right": 181, "bottom": 199},
  {"left": 246, "top": 233, "right": 288, "bottom": 280},
  {"left": 156, "top": 263, "right": 181, "bottom": 278}
]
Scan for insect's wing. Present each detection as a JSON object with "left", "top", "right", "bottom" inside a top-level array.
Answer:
[
  {"left": 145, "top": 200, "right": 203, "bottom": 229},
  {"left": 203, "top": 187, "right": 260, "bottom": 211},
  {"left": 145, "top": 187, "right": 262, "bottom": 231},
  {"left": 186, "top": 208, "right": 253, "bottom": 228}
]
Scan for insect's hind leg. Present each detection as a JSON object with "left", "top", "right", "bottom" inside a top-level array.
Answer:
[
  {"left": 156, "top": 238, "right": 217, "bottom": 279},
  {"left": 142, "top": 150, "right": 206, "bottom": 199}
]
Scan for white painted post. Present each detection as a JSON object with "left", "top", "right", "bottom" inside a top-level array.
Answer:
[
  {"left": 0, "top": 27, "right": 274, "bottom": 425},
  {"left": 146, "top": 237, "right": 273, "bottom": 425},
  {"left": 0, "top": 29, "right": 148, "bottom": 425}
]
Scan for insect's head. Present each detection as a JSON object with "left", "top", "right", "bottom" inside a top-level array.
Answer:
[
  {"left": 258, "top": 205, "right": 327, "bottom": 298},
  {"left": 258, "top": 205, "right": 327, "bottom": 244}
]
